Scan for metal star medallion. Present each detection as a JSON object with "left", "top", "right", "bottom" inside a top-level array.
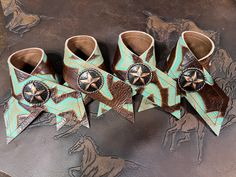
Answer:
[
  {"left": 127, "top": 63, "right": 152, "bottom": 86},
  {"left": 178, "top": 68, "right": 205, "bottom": 92},
  {"left": 78, "top": 69, "right": 103, "bottom": 93},
  {"left": 23, "top": 80, "right": 50, "bottom": 105}
]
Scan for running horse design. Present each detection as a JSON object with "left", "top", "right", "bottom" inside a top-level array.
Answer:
[
  {"left": 163, "top": 107, "right": 206, "bottom": 163},
  {"left": 144, "top": 14, "right": 235, "bottom": 163},
  {"left": 68, "top": 136, "right": 126, "bottom": 177},
  {"left": 162, "top": 65, "right": 236, "bottom": 163}
]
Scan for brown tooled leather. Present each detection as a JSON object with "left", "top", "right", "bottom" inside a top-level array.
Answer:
[
  {"left": 180, "top": 46, "right": 229, "bottom": 115},
  {"left": 150, "top": 71, "right": 180, "bottom": 113},
  {"left": 14, "top": 68, "right": 31, "bottom": 82},
  {"left": 62, "top": 65, "right": 92, "bottom": 105},
  {"left": 165, "top": 45, "right": 177, "bottom": 72},
  {"left": 50, "top": 87, "right": 81, "bottom": 104},
  {"left": 63, "top": 51, "right": 107, "bottom": 106},
  {"left": 91, "top": 74, "right": 133, "bottom": 121},
  {"left": 63, "top": 35, "right": 135, "bottom": 119},
  {"left": 198, "top": 83, "right": 229, "bottom": 114},
  {"left": 31, "top": 59, "right": 56, "bottom": 78},
  {"left": 58, "top": 111, "right": 81, "bottom": 124},
  {"left": 112, "top": 46, "right": 127, "bottom": 79},
  {"left": 63, "top": 64, "right": 134, "bottom": 121},
  {"left": 63, "top": 65, "right": 80, "bottom": 90},
  {"left": 165, "top": 45, "right": 212, "bottom": 72},
  {"left": 112, "top": 33, "right": 181, "bottom": 116}
]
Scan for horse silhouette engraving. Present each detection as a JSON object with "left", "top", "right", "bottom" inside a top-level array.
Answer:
[
  {"left": 68, "top": 136, "right": 140, "bottom": 177},
  {"left": 163, "top": 108, "right": 206, "bottom": 163},
  {"left": 148, "top": 15, "right": 236, "bottom": 163},
  {"left": 1, "top": 0, "right": 40, "bottom": 35},
  {"left": 163, "top": 79, "right": 235, "bottom": 163}
]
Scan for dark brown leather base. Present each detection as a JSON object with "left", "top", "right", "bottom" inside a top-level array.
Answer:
[{"left": 0, "top": 0, "right": 236, "bottom": 177}]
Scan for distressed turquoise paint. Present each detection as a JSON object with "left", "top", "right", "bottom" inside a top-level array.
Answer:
[
  {"left": 106, "top": 31, "right": 181, "bottom": 119},
  {"left": 165, "top": 31, "right": 228, "bottom": 135},
  {"left": 167, "top": 38, "right": 183, "bottom": 78},
  {"left": 4, "top": 48, "right": 88, "bottom": 143},
  {"left": 203, "top": 68, "right": 214, "bottom": 85},
  {"left": 64, "top": 36, "right": 134, "bottom": 121}
]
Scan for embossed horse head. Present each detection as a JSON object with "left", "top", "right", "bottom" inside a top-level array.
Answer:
[{"left": 68, "top": 136, "right": 94, "bottom": 154}]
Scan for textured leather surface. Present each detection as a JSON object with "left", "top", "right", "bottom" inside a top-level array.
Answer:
[
  {"left": 4, "top": 48, "right": 89, "bottom": 143},
  {"left": 63, "top": 36, "right": 134, "bottom": 121},
  {"left": 0, "top": 1, "right": 236, "bottom": 177},
  {"left": 164, "top": 32, "right": 229, "bottom": 135},
  {"left": 111, "top": 31, "right": 181, "bottom": 118}
]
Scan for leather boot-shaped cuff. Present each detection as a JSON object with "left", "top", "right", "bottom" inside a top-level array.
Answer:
[
  {"left": 165, "top": 31, "right": 229, "bottom": 135},
  {"left": 111, "top": 31, "right": 181, "bottom": 119},
  {"left": 4, "top": 48, "right": 88, "bottom": 143},
  {"left": 63, "top": 36, "right": 134, "bottom": 122}
]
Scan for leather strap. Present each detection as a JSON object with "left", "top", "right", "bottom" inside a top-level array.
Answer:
[
  {"left": 4, "top": 48, "right": 88, "bottom": 143},
  {"left": 144, "top": 31, "right": 229, "bottom": 135},
  {"left": 98, "top": 31, "right": 181, "bottom": 119},
  {"left": 63, "top": 36, "right": 134, "bottom": 122}
]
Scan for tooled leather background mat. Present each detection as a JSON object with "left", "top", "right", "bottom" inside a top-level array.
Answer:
[{"left": 0, "top": 0, "right": 236, "bottom": 177}]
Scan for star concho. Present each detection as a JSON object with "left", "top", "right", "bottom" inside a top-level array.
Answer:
[
  {"left": 77, "top": 69, "right": 103, "bottom": 93},
  {"left": 22, "top": 80, "right": 50, "bottom": 105},
  {"left": 127, "top": 63, "right": 152, "bottom": 87},
  {"left": 178, "top": 68, "right": 205, "bottom": 92}
]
